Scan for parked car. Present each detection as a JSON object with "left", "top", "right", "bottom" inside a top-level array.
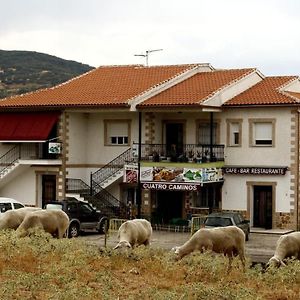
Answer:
[
  {"left": 45, "top": 198, "right": 109, "bottom": 238},
  {"left": 204, "top": 211, "right": 250, "bottom": 241},
  {"left": 0, "top": 197, "right": 25, "bottom": 215}
]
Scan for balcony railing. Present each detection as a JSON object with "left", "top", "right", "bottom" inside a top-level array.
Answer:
[{"left": 133, "top": 143, "right": 224, "bottom": 163}]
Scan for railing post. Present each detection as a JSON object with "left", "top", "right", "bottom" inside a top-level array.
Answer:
[{"left": 90, "top": 172, "right": 93, "bottom": 196}]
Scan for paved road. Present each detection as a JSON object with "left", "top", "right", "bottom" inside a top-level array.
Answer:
[{"left": 79, "top": 230, "right": 282, "bottom": 264}]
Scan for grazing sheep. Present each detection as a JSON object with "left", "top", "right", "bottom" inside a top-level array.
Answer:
[
  {"left": 268, "top": 231, "right": 300, "bottom": 267},
  {"left": 172, "top": 226, "right": 246, "bottom": 272},
  {"left": 16, "top": 209, "right": 69, "bottom": 239},
  {"left": 0, "top": 207, "right": 41, "bottom": 230},
  {"left": 114, "top": 219, "right": 152, "bottom": 249}
]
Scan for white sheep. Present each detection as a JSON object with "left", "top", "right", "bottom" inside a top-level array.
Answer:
[
  {"left": 0, "top": 207, "right": 42, "bottom": 230},
  {"left": 16, "top": 209, "right": 69, "bottom": 239},
  {"left": 172, "top": 226, "right": 246, "bottom": 272},
  {"left": 113, "top": 219, "right": 152, "bottom": 249},
  {"left": 268, "top": 231, "right": 300, "bottom": 267}
]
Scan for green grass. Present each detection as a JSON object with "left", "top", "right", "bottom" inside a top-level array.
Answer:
[{"left": 0, "top": 229, "right": 299, "bottom": 299}]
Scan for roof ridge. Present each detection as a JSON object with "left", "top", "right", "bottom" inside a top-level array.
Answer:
[
  {"left": 128, "top": 64, "right": 204, "bottom": 105},
  {"left": 200, "top": 68, "right": 258, "bottom": 104}
]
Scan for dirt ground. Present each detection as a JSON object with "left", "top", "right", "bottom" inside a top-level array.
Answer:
[{"left": 79, "top": 230, "right": 283, "bottom": 263}]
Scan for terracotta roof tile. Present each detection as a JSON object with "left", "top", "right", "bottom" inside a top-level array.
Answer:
[
  {"left": 224, "top": 76, "right": 299, "bottom": 106},
  {"left": 0, "top": 64, "right": 199, "bottom": 108},
  {"left": 137, "top": 69, "right": 255, "bottom": 107}
]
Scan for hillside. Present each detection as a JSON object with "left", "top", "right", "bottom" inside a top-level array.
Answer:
[{"left": 0, "top": 50, "right": 94, "bottom": 99}]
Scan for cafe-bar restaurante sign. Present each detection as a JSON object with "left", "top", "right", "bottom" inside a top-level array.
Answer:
[{"left": 223, "top": 166, "right": 287, "bottom": 175}]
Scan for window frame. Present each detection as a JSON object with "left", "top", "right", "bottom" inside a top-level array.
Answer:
[
  {"left": 195, "top": 118, "right": 220, "bottom": 145},
  {"left": 104, "top": 119, "right": 131, "bottom": 146},
  {"left": 226, "top": 119, "right": 242, "bottom": 147},
  {"left": 249, "top": 118, "right": 275, "bottom": 147}
]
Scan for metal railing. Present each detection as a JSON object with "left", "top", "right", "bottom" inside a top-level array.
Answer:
[
  {"left": 65, "top": 178, "right": 128, "bottom": 219},
  {"left": 0, "top": 143, "right": 46, "bottom": 176},
  {"left": 91, "top": 147, "right": 133, "bottom": 188},
  {"left": 135, "top": 143, "right": 225, "bottom": 162}
]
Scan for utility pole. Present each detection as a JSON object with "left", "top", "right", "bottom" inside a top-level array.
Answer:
[{"left": 134, "top": 49, "right": 163, "bottom": 66}]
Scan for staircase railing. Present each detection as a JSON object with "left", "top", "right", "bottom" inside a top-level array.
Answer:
[
  {"left": 90, "top": 147, "right": 133, "bottom": 192},
  {"left": 65, "top": 178, "right": 128, "bottom": 218},
  {"left": 0, "top": 143, "right": 57, "bottom": 177}
]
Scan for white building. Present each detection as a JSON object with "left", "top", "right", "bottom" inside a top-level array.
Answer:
[{"left": 0, "top": 63, "right": 299, "bottom": 230}]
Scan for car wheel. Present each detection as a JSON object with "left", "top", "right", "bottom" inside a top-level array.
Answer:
[
  {"left": 98, "top": 218, "right": 108, "bottom": 234},
  {"left": 68, "top": 223, "right": 80, "bottom": 238}
]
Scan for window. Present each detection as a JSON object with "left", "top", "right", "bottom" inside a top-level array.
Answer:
[
  {"left": 249, "top": 119, "right": 275, "bottom": 147},
  {"left": 227, "top": 119, "right": 242, "bottom": 147},
  {"left": 104, "top": 120, "right": 131, "bottom": 146},
  {"left": 197, "top": 121, "right": 218, "bottom": 144},
  {"left": 191, "top": 185, "right": 220, "bottom": 208}
]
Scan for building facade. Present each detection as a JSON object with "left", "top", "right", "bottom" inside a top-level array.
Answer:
[{"left": 0, "top": 63, "right": 299, "bottom": 230}]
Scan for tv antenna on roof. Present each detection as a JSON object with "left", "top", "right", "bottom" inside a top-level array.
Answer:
[{"left": 134, "top": 49, "right": 163, "bottom": 66}]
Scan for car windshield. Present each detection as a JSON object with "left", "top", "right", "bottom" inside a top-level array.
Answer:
[
  {"left": 45, "top": 204, "right": 63, "bottom": 210},
  {"left": 205, "top": 217, "right": 233, "bottom": 227}
]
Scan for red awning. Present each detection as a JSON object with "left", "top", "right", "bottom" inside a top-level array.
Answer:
[{"left": 0, "top": 112, "right": 60, "bottom": 142}]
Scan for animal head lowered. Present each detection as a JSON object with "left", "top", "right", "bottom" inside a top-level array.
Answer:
[
  {"left": 114, "top": 240, "right": 132, "bottom": 250},
  {"left": 267, "top": 256, "right": 287, "bottom": 268}
]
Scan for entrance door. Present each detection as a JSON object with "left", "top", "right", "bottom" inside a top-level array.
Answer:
[
  {"left": 155, "top": 191, "right": 183, "bottom": 224},
  {"left": 165, "top": 123, "right": 184, "bottom": 157},
  {"left": 253, "top": 186, "right": 272, "bottom": 229},
  {"left": 42, "top": 175, "right": 57, "bottom": 208}
]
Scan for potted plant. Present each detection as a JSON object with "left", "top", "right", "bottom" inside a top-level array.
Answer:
[
  {"left": 188, "top": 150, "right": 194, "bottom": 162},
  {"left": 196, "top": 151, "right": 202, "bottom": 163}
]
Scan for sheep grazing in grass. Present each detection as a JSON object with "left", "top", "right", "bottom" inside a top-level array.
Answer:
[
  {"left": 172, "top": 226, "right": 246, "bottom": 272},
  {"left": 16, "top": 209, "right": 69, "bottom": 239},
  {"left": 0, "top": 207, "right": 42, "bottom": 230},
  {"left": 114, "top": 219, "right": 152, "bottom": 249},
  {"left": 268, "top": 231, "right": 300, "bottom": 267}
]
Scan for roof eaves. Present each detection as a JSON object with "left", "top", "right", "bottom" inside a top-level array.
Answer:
[
  {"left": 201, "top": 68, "right": 259, "bottom": 106},
  {"left": 277, "top": 76, "right": 300, "bottom": 103}
]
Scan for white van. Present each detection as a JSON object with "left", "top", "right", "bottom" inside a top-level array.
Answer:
[{"left": 0, "top": 197, "right": 25, "bottom": 215}]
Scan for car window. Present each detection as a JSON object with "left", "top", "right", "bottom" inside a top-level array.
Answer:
[
  {"left": 205, "top": 217, "right": 233, "bottom": 227},
  {"left": 13, "top": 203, "right": 25, "bottom": 209},
  {"left": 80, "top": 203, "right": 94, "bottom": 214},
  {"left": 67, "top": 203, "right": 78, "bottom": 213},
  {"left": 233, "top": 214, "right": 241, "bottom": 225},
  {"left": 0, "top": 203, "right": 12, "bottom": 213},
  {"left": 46, "top": 204, "right": 63, "bottom": 210}
]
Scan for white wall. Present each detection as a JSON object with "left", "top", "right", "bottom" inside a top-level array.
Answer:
[
  {"left": 222, "top": 173, "right": 292, "bottom": 213},
  {"left": 221, "top": 107, "right": 292, "bottom": 166},
  {"left": 0, "top": 168, "right": 36, "bottom": 206}
]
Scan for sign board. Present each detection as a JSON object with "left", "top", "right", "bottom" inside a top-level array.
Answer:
[
  {"left": 124, "top": 164, "right": 138, "bottom": 183},
  {"left": 48, "top": 142, "right": 61, "bottom": 154},
  {"left": 140, "top": 166, "right": 223, "bottom": 184},
  {"left": 223, "top": 166, "right": 287, "bottom": 176}
]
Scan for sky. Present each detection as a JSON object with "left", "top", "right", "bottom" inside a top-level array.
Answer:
[{"left": 1, "top": 0, "right": 300, "bottom": 76}]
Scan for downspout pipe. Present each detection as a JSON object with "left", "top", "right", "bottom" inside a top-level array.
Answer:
[
  {"left": 210, "top": 112, "right": 213, "bottom": 160},
  {"left": 137, "top": 111, "right": 142, "bottom": 218},
  {"left": 296, "top": 109, "right": 300, "bottom": 230}
]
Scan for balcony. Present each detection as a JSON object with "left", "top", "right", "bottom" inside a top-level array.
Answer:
[{"left": 133, "top": 143, "right": 224, "bottom": 165}]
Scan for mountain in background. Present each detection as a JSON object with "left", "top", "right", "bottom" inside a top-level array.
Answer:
[{"left": 0, "top": 50, "right": 94, "bottom": 99}]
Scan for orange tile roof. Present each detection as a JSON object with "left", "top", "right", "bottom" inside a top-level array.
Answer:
[
  {"left": 285, "top": 91, "right": 300, "bottom": 101},
  {"left": 0, "top": 64, "right": 199, "bottom": 108},
  {"left": 224, "top": 76, "right": 299, "bottom": 106},
  {"left": 137, "top": 69, "right": 255, "bottom": 107}
]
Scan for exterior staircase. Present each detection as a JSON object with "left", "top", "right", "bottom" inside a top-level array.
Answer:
[{"left": 67, "top": 148, "right": 134, "bottom": 218}]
